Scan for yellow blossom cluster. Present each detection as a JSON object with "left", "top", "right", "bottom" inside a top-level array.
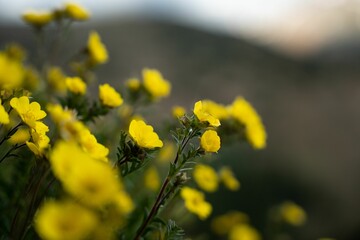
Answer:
[
  {"left": 211, "top": 211, "right": 261, "bottom": 240},
  {"left": 47, "top": 104, "right": 109, "bottom": 161},
  {"left": 229, "top": 97, "right": 267, "bottom": 149},
  {"left": 34, "top": 140, "right": 134, "bottom": 239},
  {"left": 10, "top": 96, "right": 50, "bottom": 156},
  {"left": 0, "top": 3, "right": 273, "bottom": 239},
  {"left": 125, "top": 69, "right": 171, "bottom": 100},
  {"left": 193, "top": 164, "right": 240, "bottom": 192},
  {"left": 180, "top": 187, "right": 212, "bottom": 220},
  {"left": 193, "top": 97, "right": 267, "bottom": 150},
  {"left": 22, "top": 2, "right": 90, "bottom": 28}
]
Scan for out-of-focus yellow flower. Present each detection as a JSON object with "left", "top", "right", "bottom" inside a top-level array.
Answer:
[
  {"left": 126, "top": 78, "right": 140, "bottom": 91},
  {"left": 50, "top": 141, "right": 122, "bottom": 207},
  {"left": 193, "top": 164, "right": 219, "bottom": 192},
  {"left": 219, "top": 167, "right": 240, "bottom": 191},
  {"left": 113, "top": 191, "right": 134, "bottom": 215},
  {"left": 47, "top": 104, "right": 73, "bottom": 124},
  {"left": 34, "top": 200, "right": 97, "bottom": 240},
  {"left": 142, "top": 68, "right": 171, "bottom": 99},
  {"left": 10, "top": 96, "right": 46, "bottom": 128},
  {"left": 63, "top": 155, "right": 122, "bottom": 207},
  {"left": 99, "top": 83, "right": 123, "bottom": 108},
  {"left": 87, "top": 31, "right": 108, "bottom": 65},
  {"left": 8, "top": 128, "right": 30, "bottom": 144},
  {"left": 279, "top": 201, "right": 306, "bottom": 226},
  {"left": 200, "top": 130, "right": 221, "bottom": 153},
  {"left": 202, "top": 100, "right": 229, "bottom": 120},
  {"left": 22, "top": 10, "right": 53, "bottom": 27},
  {"left": 129, "top": 120, "right": 163, "bottom": 149},
  {"left": 172, "top": 105, "right": 186, "bottom": 118},
  {"left": 65, "top": 77, "right": 86, "bottom": 95},
  {"left": 229, "top": 224, "right": 261, "bottom": 240},
  {"left": 50, "top": 140, "right": 88, "bottom": 180},
  {"left": 180, "top": 187, "right": 212, "bottom": 220},
  {"left": 157, "top": 141, "right": 176, "bottom": 163},
  {"left": 0, "top": 100, "right": 9, "bottom": 124},
  {"left": 47, "top": 67, "right": 67, "bottom": 92},
  {"left": 144, "top": 166, "right": 160, "bottom": 191},
  {"left": 79, "top": 129, "right": 109, "bottom": 162},
  {"left": 0, "top": 52, "right": 25, "bottom": 90},
  {"left": 229, "top": 97, "right": 266, "bottom": 149},
  {"left": 64, "top": 2, "right": 90, "bottom": 21},
  {"left": 194, "top": 101, "right": 220, "bottom": 127},
  {"left": 211, "top": 211, "right": 248, "bottom": 235}
]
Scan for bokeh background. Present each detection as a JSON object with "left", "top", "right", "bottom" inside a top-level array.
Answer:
[{"left": 1, "top": 0, "right": 360, "bottom": 239}]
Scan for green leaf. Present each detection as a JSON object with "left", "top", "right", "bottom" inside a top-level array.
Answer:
[{"left": 165, "top": 219, "right": 185, "bottom": 240}]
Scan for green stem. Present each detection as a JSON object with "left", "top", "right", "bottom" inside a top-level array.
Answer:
[
  {"left": 0, "top": 143, "right": 25, "bottom": 163},
  {"left": 134, "top": 127, "right": 198, "bottom": 239}
]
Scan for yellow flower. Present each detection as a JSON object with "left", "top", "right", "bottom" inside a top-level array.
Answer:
[
  {"left": 113, "top": 191, "right": 134, "bottom": 215},
  {"left": 200, "top": 130, "right": 221, "bottom": 153},
  {"left": 279, "top": 201, "right": 306, "bottom": 226},
  {"left": 10, "top": 96, "right": 46, "bottom": 128},
  {"left": 219, "top": 167, "right": 240, "bottom": 191},
  {"left": 99, "top": 83, "right": 123, "bottom": 108},
  {"left": 65, "top": 77, "right": 86, "bottom": 95},
  {"left": 8, "top": 128, "right": 30, "bottom": 144},
  {"left": 180, "top": 187, "right": 212, "bottom": 220},
  {"left": 144, "top": 166, "right": 160, "bottom": 191},
  {"left": 202, "top": 100, "right": 229, "bottom": 120},
  {"left": 229, "top": 224, "right": 261, "bottom": 240},
  {"left": 49, "top": 140, "right": 89, "bottom": 180},
  {"left": 87, "top": 31, "right": 108, "bottom": 65},
  {"left": 126, "top": 78, "right": 141, "bottom": 91},
  {"left": 142, "top": 68, "right": 171, "bottom": 99},
  {"left": 79, "top": 129, "right": 109, "bottom": 162},
  {"left": 50, "top": 141, "right": 122, "bottom": 207},
  {"left": 129, "top": 120, "right": 163, "bottom": 149},
  {"left": 0, "top": 52, "right": 25, "bottom": 90},
  {"left": 211, "top": 211, "right": 248, "bottom": 235},
  {"left": 172, "top": 106, "right": 186, "bottom": 118},
  {"left": 34, "top": 200, "right": 97, "bottom": 240},
  {"left": 26, "top": 128, "right": 50, "bottom": 156},
  {"left": 193, "top": 164, "right": 219, "bottom": 192},
  {"left": 47, "top": 104, "right": 73, "bottom": 124},
  {"left": 0, "top": 100, "right": 9, "bottom": 124},
  {"left": 63, "top": 156, "right": 122, "bottom": 207},
  {"left": 47, "top": 67, "right": 67, "bottom": 92},
  {"left": 193, "top": 101, "right": 220, "bottom": 127},
  {"left": 22, "top": 10, "right": 53, "bottom": 27},
  {"left": 64, "top": 2, "right": 90, "bottom": 21},
  {"left": 230, "top": 97, "right": 266, "bottom": 149}
]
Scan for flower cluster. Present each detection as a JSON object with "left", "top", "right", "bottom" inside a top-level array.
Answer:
[{"left": 0, "top": 3, "right": 308, "bottom": 240}]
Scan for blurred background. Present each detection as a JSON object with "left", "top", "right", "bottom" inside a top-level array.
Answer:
[{"left": 1, "top": 0, "right": 360, "bottom": 239}]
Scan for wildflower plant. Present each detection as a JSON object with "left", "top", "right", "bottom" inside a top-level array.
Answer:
[{"left": 0, "top": 2, "right": 309, "bottom": 240}]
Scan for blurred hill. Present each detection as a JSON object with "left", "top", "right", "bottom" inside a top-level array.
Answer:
[{"left": 1, "top": 19, "right": 360, "bottom": 239}]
